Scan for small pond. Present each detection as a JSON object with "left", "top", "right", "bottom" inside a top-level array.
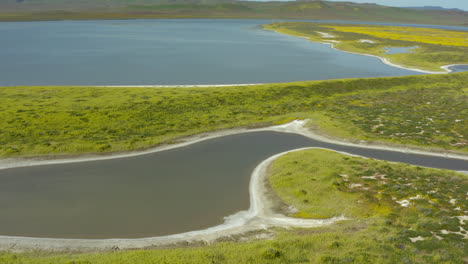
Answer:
[{"left": 0, "top": 131, "right": 466, "bottom": 239}]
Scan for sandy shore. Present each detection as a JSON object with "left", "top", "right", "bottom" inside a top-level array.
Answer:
[{"left": 0, "top": 120, "right": 467, "bottom": 251}]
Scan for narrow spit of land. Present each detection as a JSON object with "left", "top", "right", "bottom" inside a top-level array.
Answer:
[
  {"left": 0, "top": 120, "right": 466, "bottom": 250},
  {"left": 1, "top": 145, "right": 466, "bottom": 263},
  {"left": 0, "top": 122, "right": 351, "bottom": 250}
]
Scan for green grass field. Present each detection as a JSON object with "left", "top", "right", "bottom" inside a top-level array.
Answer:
[
  {"left": 2, "top": 149, "right": 466, "bottom": 263},
  {"left": 1, "top": 72, "right": 467, "bottom": 158},
  {"left": 264, "top": 22, "right": 468, "bottom": 72}
]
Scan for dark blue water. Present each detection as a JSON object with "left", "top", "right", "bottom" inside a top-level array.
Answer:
[{"left": 0, "top": 19, "right": 426, "bottom": 86}]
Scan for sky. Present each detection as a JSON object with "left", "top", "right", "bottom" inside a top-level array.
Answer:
[{"left": 250, "top": 0, "right": 468, "bottom": 11}]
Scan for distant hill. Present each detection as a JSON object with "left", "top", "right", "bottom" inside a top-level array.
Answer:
[
  {"left": 404, "top": 6, "right": 465, "bottom": 12},
  {"left": 0, "top": 0, "right": 467, "bottom": 25}
]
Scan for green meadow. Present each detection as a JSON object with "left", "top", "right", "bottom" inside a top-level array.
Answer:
[
  {"left": 1, "top": 149, "right": 466, "bottom": 263},
  {"left": 1, "top": 72, "right": 467, "bottom": 158}
]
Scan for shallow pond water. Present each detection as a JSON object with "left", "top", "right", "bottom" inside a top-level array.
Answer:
[
  {"left": 0, "top": 131, "right": 466, "bottom": 239},
  {"left": 447, "top": 64, "right": 468, "bottom": 72}
]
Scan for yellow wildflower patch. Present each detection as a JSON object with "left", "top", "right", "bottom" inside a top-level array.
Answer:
[{"left": 326, "top": 25, "right": 468, "bottom": 47}]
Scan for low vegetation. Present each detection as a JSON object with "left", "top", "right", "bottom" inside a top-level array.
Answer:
[
  {"left": 1, "top": 72, "right": 467, "bottom": 157},
  {"left": 326, "top": 25, "right": 468, "bottom": 47},
  {"left": 0, "top": 0, "right": 467, "bottom": 25},
  {"left": 0, "top": 9, "right": 466, "bottom": 264},
  {"left": 268, "top": 149, "right": 468, "bottom": 263},
  {"left": 264, "top": 22, "right": 468, "bottom": 72},
  {"left": 1, "top": 149, "right": 466, "bottom": 263}
]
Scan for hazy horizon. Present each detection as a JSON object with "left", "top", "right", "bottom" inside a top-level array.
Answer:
[{"left": 248, "top": 0, "right": 468, "bottom": 11}]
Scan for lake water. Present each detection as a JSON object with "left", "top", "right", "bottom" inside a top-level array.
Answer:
[
  {"left": 1, "top": 131, "right": 466, "bottom": 239},
  {"left": 0, "top": 19, "right": 427, "bottom": 86},
  {"left": 1, "top": 19, "right": 467, "bottom": 239}
]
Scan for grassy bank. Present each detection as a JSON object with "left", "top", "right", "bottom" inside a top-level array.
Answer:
[
  {"left": 1, "top": 72, "right": 467, "bottom": 157},
  {"left": 264, "top": 22, "right": 468, "bottom": 72},
  {"left": 2, "top": 149, "right": 466, "bottom": 263}
]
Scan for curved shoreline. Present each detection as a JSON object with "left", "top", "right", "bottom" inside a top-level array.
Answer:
[
  {"left": 328, "top": 42, "right": 450, "bottom": 74},
  {"left": 1, "top": 120, "right": 467, "bottom": 171},
  {"left": 0, "top": 120, "right": 467, "bottom": 251},
  {"left": 267, "top": 29, "right": 467, "bottom": 74},
  {"left": 0, "top": 145, "right": 348, "bottom": 251},
  {"left": 441, "top": 63, "right": 468, "bottom": 72}
]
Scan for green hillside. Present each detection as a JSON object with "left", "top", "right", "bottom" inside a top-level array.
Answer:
[{"left": 0, "top": 0, "right": 467, "bottom": 25}]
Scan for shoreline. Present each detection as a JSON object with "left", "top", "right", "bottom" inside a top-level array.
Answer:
[
  {"left": 0, "top": 120, "right": 467, "bottom": 251},
  {"left": 267, "top": 28, "right": 467, "bottom": 74},
  {"left": 1, "top": 24, "right": 467, "bottom": 251},
  {"left": 1, "top": 120, "right": 467, "bottom": 171},
  {"left": 440, "top": 63, "right": 468, "bottom": 72},
  {"left": 2, "top": 28, "right": 466, "bottom": 89},
  {"left": 328, "top": 42, "right": 450, "bottom": 74}
]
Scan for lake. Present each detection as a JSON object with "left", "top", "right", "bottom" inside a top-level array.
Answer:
[
  {"left": 1, "top": 19, "right": 467, "bottom": 240},
  {"left": 1, "top": 131, "right": 466, "bottom": 239},
  {"left": 0, "top": 19, "right": 428, "bottom": 86}
]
